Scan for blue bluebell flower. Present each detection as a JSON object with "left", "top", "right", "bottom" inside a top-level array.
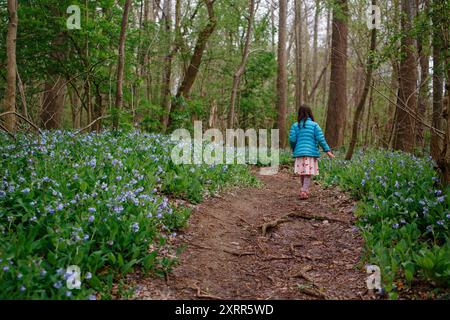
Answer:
[
  {"left": 22, "top": 188, "right": 31, "bottom": 194},
  {"left": 131, "top": 223, "right": 139, "bottom": 233}
]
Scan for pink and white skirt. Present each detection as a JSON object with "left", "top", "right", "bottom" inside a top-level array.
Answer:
[{"left": 294, "top": 157, "right": 319, "bottom": 176}]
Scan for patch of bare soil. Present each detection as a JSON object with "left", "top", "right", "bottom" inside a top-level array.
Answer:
[{"left": 130, "top": 169, "right": 369, "bottom": 300}]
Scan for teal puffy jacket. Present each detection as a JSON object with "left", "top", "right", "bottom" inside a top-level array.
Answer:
[{"left": 289, "top": 118, "right": 331, "bottom": 158}]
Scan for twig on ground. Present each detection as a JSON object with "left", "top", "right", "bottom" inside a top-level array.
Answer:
[
  {"left": 297, "top": 285, "right": 328, "bottom": 300},
  {"left": 238, "top": 216, "right": 252, "bottom": 227},
  {"left": 264, "top": 255, "right": 294, "bottom": 261},
  {"left": 192, "top": 283, "right": 223, "bottom": 300},
  {"left": 190, "top": 243, "right": 213, "bottom": 251},
  {"left": 222, "top": 248, "right": 255, "bottom": 257}
]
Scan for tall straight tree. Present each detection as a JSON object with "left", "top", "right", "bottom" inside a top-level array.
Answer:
[
  {"left": 160, "top": 0, "right": 173, "bottom": 132},
  {"left": 227, "top": 0, "right": 256, "bottom": 129},
  {"left": 41, "top": 32, "right": 67, "bottom": 130},
  {"left": 393, "top": 0, "right": 418, "bottom": 152},
  {"left": 416, "top": 0, "right": 430, "bottom": 150},
  {"left": 430, "top": 0, "right": 445, "bottom": 161},
  {"left": 325, "top": 0, "right": 348, "bottom": 148},
  {"left": 113, "top": 0, "right": 132, "bottom": 130},
  {"left": 432, "top": 0, "right": 450, "bottom": 183},
  {"left": 311, "top": 0, "right": 320, "bottom": 105},
  {"left": 277, "top": 0, "right": 288, "bottom": 148},
  {"left": 294, "top": 0, "right": 303, "bottom": 109},
  {"left": 3, "top": 0, "right": 18, "bottom": 132}
]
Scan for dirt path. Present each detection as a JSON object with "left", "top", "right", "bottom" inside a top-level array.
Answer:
[{"left": 131, "top": 169, "right": 368, "bottom": 300}]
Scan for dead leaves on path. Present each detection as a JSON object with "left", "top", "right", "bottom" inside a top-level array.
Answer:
[{"left": 130, "top": 171, "right": 366, "bottom": 300}]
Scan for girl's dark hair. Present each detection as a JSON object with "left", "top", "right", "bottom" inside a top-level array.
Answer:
[{"left": 297, "top": 105, "right": 315, "bottom": 127}]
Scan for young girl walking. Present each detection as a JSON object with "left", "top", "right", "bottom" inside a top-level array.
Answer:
[{"left": 289, "top": 105, "right": 334, "bottom": 199}]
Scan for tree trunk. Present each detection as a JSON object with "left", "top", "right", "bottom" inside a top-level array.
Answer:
[
  {"left": 416, "top": 0, "right": 430, "bottom": 151},
  {"left": 93, "top": 82, "right": 104, "bottom": 131},
  {"left": 70, "top": 88, "right": 81, "bottom": 129},
  {"left": 345, "top": 0, "right": 377, "bottom": 160},
  {"left": 324, "top": 0, "right": 348, "bottom": 148},
  {"left": 430, "top": 0, "right": 445, "bottom": 161},
  {"left": 16, "top": 70, "right": 28, "bottom": 120},
  {"left": 144, "top": 0, "right": 155, "bottom": 21},
  {"left": 4, "top": 0, "right": 18, "bottom": 132},
  {"left": 294, "top": 0, "right": 303, "bottom": 109},
  {"left": 143, "top": 0, "right": 155, "bottom": 102},
  {"left": 364, "top": 81, "right": 374, "bottom": 146},
  {"left": 311, "top": 0, "right": 320, "bottom": 105},
  {"left": 322, "top": 8, "right": 331, "bottom": 110},
  {"left": 160, "top": 0, "right": 173, "bottom": 132},
  {"left": 302, "top": 2, "right": 310, "bottom": 104},
  {"left": 169, "top": 0, "right": 217, "bottom": 128},
  {"left": 277, "top": 0, "right": 288, "bottom": 149},
  {"left": 41, "top": 76, "right": 66, "bottom": 129},
  {"left": 176, "top": 0, "right": 216, "bottom": 99},
  {"left": 227, "top": 0, "right": 256, "bottom": 128},
  {"left": 384, "top": 60, "right": 399, "bottom": 147},
  {"left": 113, "top": 0, "right": 132, "bottom": 130},
  {"left": 393, "top": 0, "right": 418, "bottom": 152}
]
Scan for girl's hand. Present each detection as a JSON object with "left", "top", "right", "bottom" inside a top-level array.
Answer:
[{"left": 326, "top": 151, "right": 335, "bottom": 158}]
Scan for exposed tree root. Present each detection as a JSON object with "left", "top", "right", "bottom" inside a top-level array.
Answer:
[
  {"left": 261, "top": 218, "right": 290, "bottom": 236},
  {"left": 260, "top": 211, "right": 346, "bottom": 236}
]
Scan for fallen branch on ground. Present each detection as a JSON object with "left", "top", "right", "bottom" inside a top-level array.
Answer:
[
  {"left": 0, "top": 123, "right": 15, "bottom": 140},
  {"left": 74, "top": 115, "right": 111, "bottom": 135},
  {"left": 0, "top": 111, "right": 42, "bottom": 135}
]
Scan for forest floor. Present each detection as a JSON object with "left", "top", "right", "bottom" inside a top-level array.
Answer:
[{"left": 129, "top": 168, "right": 371, "bottom": 300}]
